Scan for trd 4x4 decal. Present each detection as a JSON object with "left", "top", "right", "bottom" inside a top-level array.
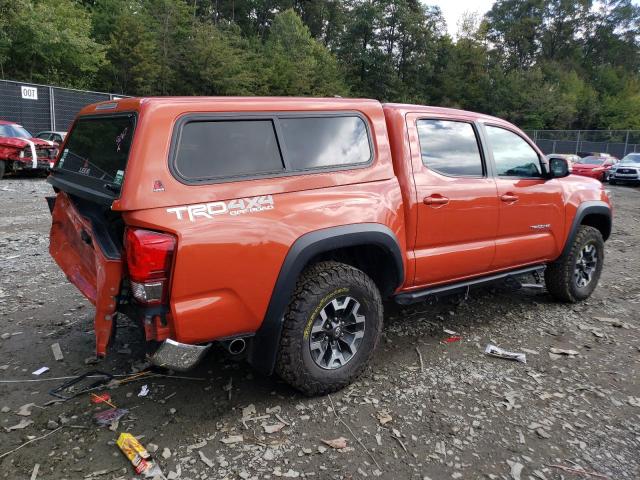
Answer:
[{"left": 167, "top": 195, "right": 274, "bottom": 222}]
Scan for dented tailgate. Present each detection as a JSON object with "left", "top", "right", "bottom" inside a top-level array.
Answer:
[{"left": 49, "top": 192, "right": 123, "bottom": 356}]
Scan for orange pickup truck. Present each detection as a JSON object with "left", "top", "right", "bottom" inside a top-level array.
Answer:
[{"left": 47, "top": 97, "right": 612, "bottom": 395}]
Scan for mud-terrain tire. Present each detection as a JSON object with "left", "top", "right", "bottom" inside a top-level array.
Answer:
[
  {"left": 0, "top": 161, "right": 5, "bottom": 179},
  {"left": 276, "top": 261, "right": 383, "bottom": 396},
  {"left": 545, "top": 225, "right": 604, "bottom": 303}
]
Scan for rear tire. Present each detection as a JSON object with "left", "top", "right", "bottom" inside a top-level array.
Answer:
[
  {"left": 276, "top": 261, "right": 383, "bottom": 396},
  {"left": 545, "top": 225, "right": 604, "bottom": 303},
  {"left": 0, "top": 161, "right": 5, "bottom": 179}
]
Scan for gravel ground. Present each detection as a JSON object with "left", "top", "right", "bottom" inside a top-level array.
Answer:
[{"left": 1, "top": 177, "right": 639, "bottom": 480}]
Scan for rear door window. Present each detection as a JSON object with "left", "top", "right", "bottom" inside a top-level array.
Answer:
[
  {"left": 417, "top": 119, "right": 484, "bottom": 176},
  {"left": 57, "top": 114, "right": 135, "bottom": 185},
  {"left": 174, "top": 120, "right": 284, "bottom": 181}
]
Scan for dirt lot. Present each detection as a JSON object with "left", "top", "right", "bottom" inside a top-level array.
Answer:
[{"left": 1, "top": 177, "right": 639, "bottom": 480}]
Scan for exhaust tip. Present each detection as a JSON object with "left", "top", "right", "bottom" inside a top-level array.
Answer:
[{"left": 227, "top": 338, "right": 246, "bottom": 355}]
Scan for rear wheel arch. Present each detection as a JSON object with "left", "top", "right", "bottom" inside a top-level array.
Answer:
[{"left": 248, "top": 223, "right": 404, "bottom": 375}]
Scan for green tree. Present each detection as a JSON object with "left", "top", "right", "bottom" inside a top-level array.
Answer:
[
  {"left": 179, "top": 22, "right": 261, "bottom": 95},
  {"left": 263, "top": 9, "right": 347, "bottom": 96},
  {"left": 1, "top": 0, "right": 105, "bottom": 88},
  {"left": 100, "top": 9, "right": 160, "bottom": 95}
]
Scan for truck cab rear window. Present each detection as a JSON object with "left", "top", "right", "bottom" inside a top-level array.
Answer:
[
  {"left": 174, "top": 120, "right": 284, "bottom": 181},
  {"left": 172, "top": 114, "right": 372, "bottom": 183},
  {"left": 58, "top": 115, "right": 134, "bottom": 184}
]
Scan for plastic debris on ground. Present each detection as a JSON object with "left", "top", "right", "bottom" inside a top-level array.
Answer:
[
  {"left": 94, "top": 408, "right": 129, "bottom": 427},
  {"left": 116, "top": 432, "right": 164, "bottom": 478},
  {"left": 32, "top": 367, "right": 49, "bottom": 376},
  {"left": 90, "top": 393, "right": 113, "bottom": 406},
  {"left": 138, "top": 384, "right": 150, "bottom": 397},
  {"left": 50, "top": 343, "right": 64, "bottom": 361},
  {"left": 484, "top": 344, "right": 527, "bottom": 364},
  {"left": 443, "top": 336, "right": 462, "bottom": 344}
]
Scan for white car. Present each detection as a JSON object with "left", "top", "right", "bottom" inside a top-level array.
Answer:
[
  {"left": 608, "top": 153, "right": 640, "bottom": 185},
  {"left": 35, "top": 131, "right": 67, "bottom": 144}
]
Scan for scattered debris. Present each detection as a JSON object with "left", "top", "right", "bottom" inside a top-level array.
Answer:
[
  {"left": 49, "top": 371, "right": 113, "bottom": 400},
  {"left": 321, "top": 437, "right": 348, "bottom": 449},
  {"left": 415, "top": 346, "right": 424, "bottom": 372},
  {"left": 198, "top": 450, "right": 215, "bottom": 468},
  {"left": 546, "top": 463, "right": 609, "bottom": 479},
  {"left": 50, "top": 342, "right": 64, "bottom": 361},
  {"left": 484, "top": 344, "right": 527, "bottom": 364},
  {"left": 94, "top": 408, "right": 128, "bottom": 427},
  {"left": 116, "top": 433, "right": 163, "bottom": 478},
  {"left": 32, "top": 367, "right": 49, "bottom": 376},
  {"left": 220, "top": 435, "right": 243, "bottom": 444},
  {"left": 263, "top": 423, "right": 286, "bottom": 434},
  {"left": 161, "top": 448, "right": 171, "bottom": 460},
  {"left": 549, "top": 347, "right": 579, "bottom": 359},
  {"left": 138, "top": 384, "right": 150, "bottom": 397},
  {"left": 16, "top": 403, "right": 36, "bottom": 416},
  {"left": 507, "top": 460, "right": 524, "bottom": 480},
  {"left": 5, "top": 419, "right": 33, "bottom": 431},
  {"left": 90, "top": 393, "right": 115, "bottom": 407},
  {"left": 0, "top": 426, "right": 63, "bottom": 460},
  {"left": 376, "top": 410, "right": 393, "bottom": 425},
  {"left": 443, "top": 336, "right": 462, "bottom": 343},
  {"left": 29, "top": 463, "right": 40, "bottom": 480}
]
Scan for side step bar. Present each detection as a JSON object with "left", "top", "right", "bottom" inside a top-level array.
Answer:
[{"left": 394, "top": 265, "right": 546, "bottom": 305}]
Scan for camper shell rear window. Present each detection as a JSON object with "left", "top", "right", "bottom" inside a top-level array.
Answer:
[
  {"left": 50, "top": 113, "right": 136, "bottom": 204},
  {"left": 169, "top": 112, "right": 373, "bottom": 184}
]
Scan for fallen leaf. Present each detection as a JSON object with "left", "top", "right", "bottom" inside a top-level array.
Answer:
[
  {"left": 220, "top": 435, "right": 243, "bottom": 444},
  {"left": 321, "top": 437, "right": 348, "bottom": 449},
  {"left": 263, "top": 423, "right": 286, "bottom": 434},
  {"left": 5, "top": 419, "right": 34, "bottom": 431},
  {"left": 376, "top": 410, "right": 392, "bottom": 425},
  {"left": 549, "top": 347, "right": 579, "bottom": 356},
  {"left": 16, "top": 403, "right": 35, "bottom": 417}
]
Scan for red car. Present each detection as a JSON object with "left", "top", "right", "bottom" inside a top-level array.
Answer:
[
  {"left": 571, "top": 155, "right": 618, "bottom": 182},
  {"left": 0, "top": 120, "right": 59, "bottom": 179}
]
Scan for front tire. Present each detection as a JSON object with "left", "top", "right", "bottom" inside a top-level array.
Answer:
[
  {"left": 609, "top": 179, "right": 617, "bottom": 185},
  {"left": 545, "top": 225, "right": 604, "bottom": 302},
  {"left": 0, "top": 161, "right": 5, "bottom": 179},
  {"left": 276, "top": 261, "right": 383, "bottom": 396}
]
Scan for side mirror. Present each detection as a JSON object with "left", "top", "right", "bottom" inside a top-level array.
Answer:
[{"left": 548, "top": 157, "right": 570, "bottom": 179}]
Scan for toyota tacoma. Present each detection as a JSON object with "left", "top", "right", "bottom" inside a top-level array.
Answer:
[{"left": 47, "top": 97, "right": 612, "bottom": 395}]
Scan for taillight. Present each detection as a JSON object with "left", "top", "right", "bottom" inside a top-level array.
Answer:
[{"left": 124, "top": 228, "right": 176, "bottom": 305}]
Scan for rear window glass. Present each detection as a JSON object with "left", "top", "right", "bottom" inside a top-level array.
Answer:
[
  {"left": 279, "top": 116, "right": 371, "bottom": 170},
  {"left": 417, "top": 120, "right": 484, "bottom": 176},
  {"left": 174, "top": 120, "right": 284, "bottom": 181},
  {"left": 58, "top": 115, "right": 134, "bottom": 184}
]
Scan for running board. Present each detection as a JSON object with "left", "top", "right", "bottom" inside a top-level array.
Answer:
[{"left": 394, "top": 265, "right": 546, "bottom": 305}]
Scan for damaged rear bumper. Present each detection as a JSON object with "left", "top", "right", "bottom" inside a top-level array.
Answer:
[{"left": 149, "top": 339, "right": 211, "bottom": 371}]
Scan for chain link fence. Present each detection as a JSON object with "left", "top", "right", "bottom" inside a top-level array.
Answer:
[
  {"left": 0, "top": 79, "right": 126, "bottom": 134},
  {"left": 525, "top": 129, "right": 640, "bottom": 159}
]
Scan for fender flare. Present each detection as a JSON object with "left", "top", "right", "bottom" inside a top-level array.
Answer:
[
  {"left": 248, "top": 223, "right": 404, "bottom": 375},
  {"left": 560, "top": 200, "right": 612, "bottom": 258}
]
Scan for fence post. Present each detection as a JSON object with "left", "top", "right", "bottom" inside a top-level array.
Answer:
[
  {"left": 575, "top": 130, "right": 580, "bottom": 154},
  {"left": 623, "top": 130, "right": 630, "bottom": 157},
  {"left": 49, "top": 87, "right": 56, "bottom": 131}
]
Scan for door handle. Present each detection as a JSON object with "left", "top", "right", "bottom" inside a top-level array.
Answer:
[
  {"left": 500, "top": 193, "right": 519, "bottom": 203},
  {"left": 424, "top": 195, "right": 449, "bottom": 206}
]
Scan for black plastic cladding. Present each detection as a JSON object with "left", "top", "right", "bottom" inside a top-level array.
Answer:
[{"left": 248, "top": 224, "right": 404, "bottom": 375}]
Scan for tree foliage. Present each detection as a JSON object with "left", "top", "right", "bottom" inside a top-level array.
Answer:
[{"left": 0, "top": 0, "right": 639, "bottom": 130}]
